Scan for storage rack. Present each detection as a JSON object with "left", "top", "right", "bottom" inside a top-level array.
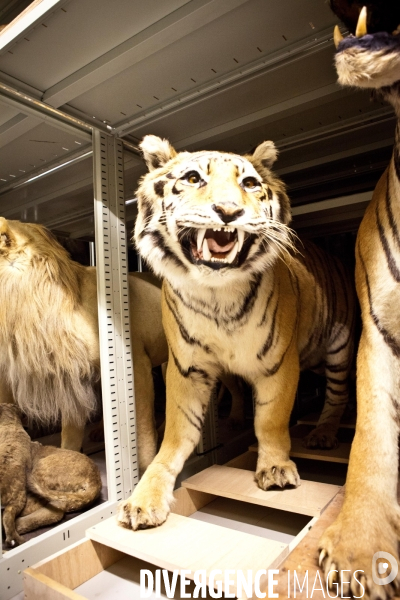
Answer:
[
  {"left": 0, "top": 0, "right": 394, "bottom": 597},
  {"left": 0, "top": 91, "right": 138, "bottom": 599}
]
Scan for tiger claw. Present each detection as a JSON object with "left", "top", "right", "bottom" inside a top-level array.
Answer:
[
  {"left": 319, "top": 548, "right": 327, "bottom": 567},
  {"left": 328, "top": 564, "right": 338, "bottom": 588}
]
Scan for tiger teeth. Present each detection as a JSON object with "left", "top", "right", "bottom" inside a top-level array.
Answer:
[
  {"left": 226, "top": 241, "right": 239, "bottom": 264},
  {"left": 197, "top": 228, "right": 206, "bottom": 251},
  {"left": 210, "top": 226, "right": 236, "bottom": 233},
  {"left": 237, "top": 229, "right": 244, "bottom": 251},
  {"left": 202, "top": 238, "right": 211, "bottom": 261}
]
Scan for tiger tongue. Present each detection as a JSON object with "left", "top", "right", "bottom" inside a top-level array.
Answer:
[{"left": 205, "top": 229, "right": 236, "bottom": 253}]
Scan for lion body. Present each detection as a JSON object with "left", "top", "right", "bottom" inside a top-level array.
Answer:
[
  {"left": 0, "top": 404, "right": 102, "bottom": 546},
  {"left": 0, "top": 218, "right": 168, "bottom": 471},
  {"left": 118, "top": 136, "right": 355, "bottom": 531}
]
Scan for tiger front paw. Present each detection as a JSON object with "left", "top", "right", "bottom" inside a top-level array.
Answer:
[
  {"left": 304, "top": 425, "right": 339, "bottom": 450},
  {"left": 319, "top": 509, "right": 400, "bottom": 599},
  {"left": 255, "top": 459, "right": 300, "bottom": 490},
  {"left": 117, "top": 477, "right": 173, "bottom": 531}
]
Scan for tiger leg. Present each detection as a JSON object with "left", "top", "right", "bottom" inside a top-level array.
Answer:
[
  {"left": 319, "top": 327, "right": 400, "bottom": 599},
  {"left": 220, "top": 373, "right": 245, "bottom": 429},
  {"left": 307, "top": 322, "right": 353, "bottom": 449},
  {"left": 305, "top": 358, "right": 352, "bottom": 450},
  {"left": 117, "top": 356, "right": 216, "bottom": 530},
  {"left": 253, "top": 348, "right": 300, "bottom": 490},
  {"left": 131, "top": 347, "right": 157, "bottom": 475}
]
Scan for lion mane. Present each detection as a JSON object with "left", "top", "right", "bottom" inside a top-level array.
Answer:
[{"left": 0, "top": 217, "right": 98, "bottom": 427}]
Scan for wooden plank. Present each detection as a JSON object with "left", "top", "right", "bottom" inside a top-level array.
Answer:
[
  {"left": 86, "top": 514, "right": 289, "bottom": 597},
  {"left": 273, "top": 489, "right": 345, "bottom": 600},
  {"left": 182, "top": 465, "right": 340, "bottom": 517},
  {"left": 26, "top": 538, "right": 123, "bottom": 590},
  {"left": 249, "top": 441, "right": 350, "bottom": 464},
  {"left": 297, "top": 412, "right": 356, "bottom": 429},
  {"left": 289, "top": 440, "right": 350, "bottom": 464},
  {"left": 224, "top": 450, "right": 257, "bottom": 471},
  {"left": 24, "top": 568, "right": 86, "bottom": 600},
  {"left": 249, "top": 425, "right": 352, "bottom": 464},
  {"left": 172, "top": 486, "right": 216, "bottom": 517}
]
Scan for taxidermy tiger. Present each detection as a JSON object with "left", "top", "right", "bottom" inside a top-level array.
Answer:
[
  {"left": 117, "top": 135, "right": 355, "bottom": 531},
  {"left": 319, "top": 3, "right": 400, "bottom": 599},
  {"left": 0, "top": 217, "right": 168, "bottom": 473}
]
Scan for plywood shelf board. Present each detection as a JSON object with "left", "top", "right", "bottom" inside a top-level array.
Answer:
[
  {"left": 182, "top": 465, "right": 340, "bottom": 517},
  {"left": 274, "top": 489, "right": 346, "bottom": 599},
  {"left": 248, "top": 441, "right": 350, "bottom": 464},
  {"left": 249, "top": 424, "right": 351, "bottom": 464},
  {"left": 297, "top": 412, "right": 356, "bottom": 429},
  {"left": 24, "top": 538, "right": 124, "bottom": 600},
  {"left": 85, "top": 513, "right": 289, "bottom": 597},
  {"left": 292, "top": 423, "right": 354, "bottom": 443}
]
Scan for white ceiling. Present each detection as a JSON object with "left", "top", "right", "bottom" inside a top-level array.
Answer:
[{"left": 0, "top": 0, "right": 394, "bottom": 238}]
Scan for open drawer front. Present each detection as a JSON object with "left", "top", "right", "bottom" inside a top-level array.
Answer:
[{"left": 23, "top": 458, "right": 341, "bottom": 599}]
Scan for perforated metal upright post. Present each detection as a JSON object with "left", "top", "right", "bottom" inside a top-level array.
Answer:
[{"left": 93, "top": 130, "right": 138, "bottom": 502}]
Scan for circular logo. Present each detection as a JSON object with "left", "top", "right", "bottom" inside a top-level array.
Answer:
[{"left": 372, "top": 552, "right": 398, "bottom": 586}]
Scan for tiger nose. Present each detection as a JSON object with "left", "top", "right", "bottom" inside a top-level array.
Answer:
[{"left": 211, "top": 202, "right": 245, "bottom": 224}]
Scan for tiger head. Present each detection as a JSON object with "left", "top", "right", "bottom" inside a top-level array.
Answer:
[
  {"left": 332, "top": 4, "right": 400, "bottom": 92},
  {"left": 134, "top": 136, "right": 293, "bottom": 287}
]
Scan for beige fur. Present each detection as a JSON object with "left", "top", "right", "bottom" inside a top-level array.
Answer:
[
  {"left": 0, "top": 404, "right": 101, "bottom": 546},
  {"left": 0, "top": 218, "right": 168, "bottom": 472},
  {"left": 117, "top": 136, "right": 355, "bottom": 531},
  {"left": 336, "top": 46, "right": 400, "bottom": 88}
]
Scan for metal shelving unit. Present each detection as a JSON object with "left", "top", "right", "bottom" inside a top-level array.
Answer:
[
  {"left": 93, "top": 131, "right": 138, "bottom": 503},
  {"left": 0, "top": 1, "right": 392, "bottom": 597},
  {"left": 0, "top": 91, "right": 139, "bottom": 599}
]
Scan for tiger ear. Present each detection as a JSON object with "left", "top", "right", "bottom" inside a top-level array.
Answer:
[
  {"left": 249, "top": 141, "right": 278, "bottom": 171},
  {"left": 0, "top": 217, "right": 14, "bottom": 249},
  {"left": 139, "top": 135, "right": 177, "bottom": 171}
]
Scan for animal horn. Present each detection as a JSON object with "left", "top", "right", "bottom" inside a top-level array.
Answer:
[
  {"left": 333, "top": 25, "right": 343, "bottom": 48},
  {"left": 356, "top": 6, "right": 368, "bottom": 37}
]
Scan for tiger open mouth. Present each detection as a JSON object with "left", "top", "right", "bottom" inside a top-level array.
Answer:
[{"left": 179, "top": 226, "right": 254, "bottom": 269}]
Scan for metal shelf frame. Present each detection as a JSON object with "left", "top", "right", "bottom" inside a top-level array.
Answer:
[
  {"left": 92, "top": 130, "right": 138, "bottom": 502},
  {"left": 0, "top": 91, "right": 137, "bottom": 599}
]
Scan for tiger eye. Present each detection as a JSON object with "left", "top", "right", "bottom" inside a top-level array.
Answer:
[
  {"left": 184, "top": 171, "right": 201, "bottom": 185},
  {"left": 242, "top": 177, "right": 259, "bottom": 190}
]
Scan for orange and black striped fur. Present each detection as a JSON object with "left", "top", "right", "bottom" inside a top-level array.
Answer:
[
  {"left": 319, "top": 6, "right": 400, "bottom": 599},
  {"left": 117, "top": 136, "right": 355, "bottom": 531}
]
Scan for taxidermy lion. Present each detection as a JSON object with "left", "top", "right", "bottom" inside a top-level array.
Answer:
[
  {"left": 117, "top": 135, "right": 355, "bottom": 531},
  {"left": 0, "top": 217, "right": 168, "bottom": 473},
  {"left": 0, "top": 404, "right": 102, "bottom": 547},
  {"left": 318, "top": 2, "right": 400, "bottom": 598}
]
